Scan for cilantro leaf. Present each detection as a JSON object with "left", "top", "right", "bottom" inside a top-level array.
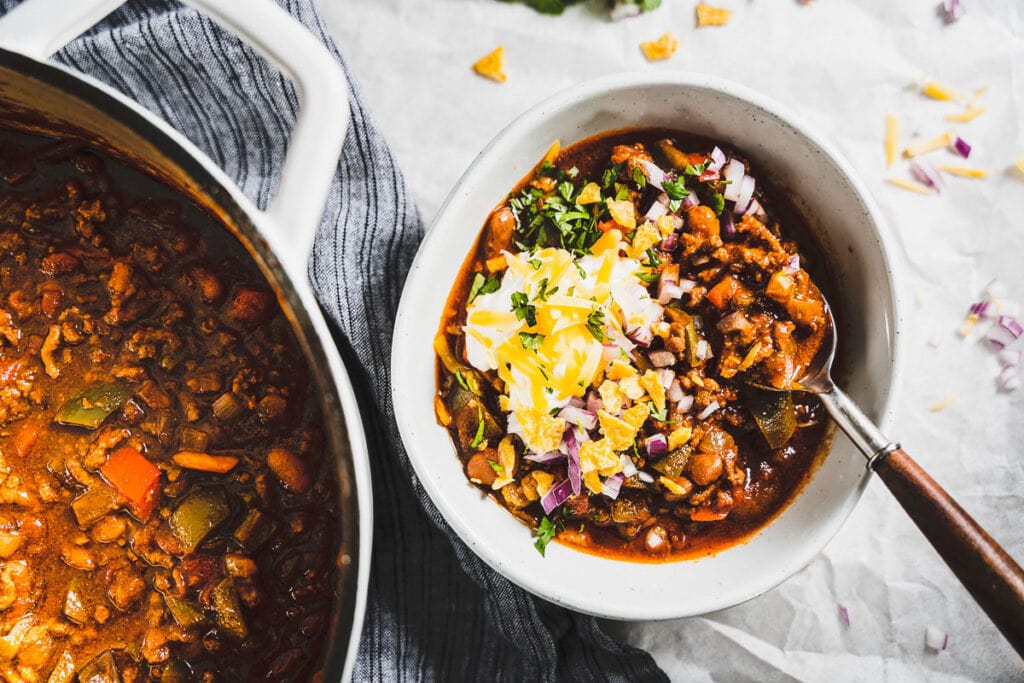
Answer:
[
  {"left": 662, "top": 178, "right": 689, "bottom": 201},
  {"left": 632, "top": 166, "right": 647, "bottom": 189},
  {"left": 511, "top": 291, "right": 538, "bottom": 327},
  {"left": 534, "top": 277, "right": 558, "bottom": 302},
  {"left": 519, "top": 332, "right": 545, "bottom": 350},
  {"left": 707, "top": 192, "right": 725, "bottom": 216},
  {"left": 528, "top": 258, "right": 543, "bottom": 270},
  {"left": 574, "top": 262, "right": 588, "bottom": 279},
  {"left": 534, "top": 515, "right": 558, "bottom": 556},
  {"left": 455, "top": 370, "right": 471, "bottom": 391},
  {"left": 469, "top": 272, "right": 501, "bottom": 303},
  {"left": 471, "top": 403, "right": 486, "bottom": 448},
  {"left": 488, "top": 459, "right": 505, "bottom": 474},
  {"left": 645, "top": 248, "right": 662, "bottom": 268},
  {"left": 586, "top": 307, "right": 607, "bottom": 341}
]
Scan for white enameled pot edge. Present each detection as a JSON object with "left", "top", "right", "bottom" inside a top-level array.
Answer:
[
  {"left": 393, "top": 71, "right": 905, "bottom": 621},
  {"left": 0, "top": 0, "right": 372, "bottom": 679}
]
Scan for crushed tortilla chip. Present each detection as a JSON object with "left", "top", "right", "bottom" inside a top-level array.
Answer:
[
  {"left": 667, "top": 426, "right": 693, "bottom": 450},
  {"left": 638, "top": 370, "right": 666, "bottom": 415},
  {"left": 946, "top": 106, "right": 986, "bottom": 123},
  {"left": 598, "top": 410, "right": 640, "bottom": 451},
  {"left": 884, "top": 115, "right": 899, "bottom": 168},
  {"left": 640, "top": 32, "right": 679, "bottom": 62},
  {"left": 485, "top": 254, "right": 507, "bottom": 273},
  {"left": 517, "top": 408, "right": 565, "bottom": 454},
  {"left": 659, "top": 476, "right": 689, "bottom": 495},
  {"left": 491, "top": 436, "right": 518, "bottom": 490},
  {"left": 606, "top": 199, "right": 637, "bottom": 230},
  {"left": 541, "top": 140, "right": 561, "bottom": 166},
  {"left": 886, "top": 177, "right": 936, "bottom": 195},
  {"left": 921, "top": 80, "right": 963, "bottom": 102},
  {"left": 618, "top": 374, "right": 645, "bottom": 400},
  {"left": 473, "top": 46, "right": 506, "bottom": 83},
  {"left": 625, "top": 222, "right": 661, "bottom": 259},
  {"left": 928, "top": 395, "right": 957, "bottom": 412},
  {"left": 937, "top": 165, "right": 988, "bottom": 178},
  {"left": 576, "top": 182, "right": 602, "bottom": 205},
  {"left": 598, "top": 379, "right": 627, "bottom": 415},
  {"left": 579, "top": 438, "right": 621, "bottom": 493},
  {"left": 620, "top": 403, "right": 651, "bottom": 431},
  {"left": 696, "top": 3, "right": 732, "bottom": 27},
  {"left": 606, "top": 359, "right": 638, "bottom": 381},
  {"left": 657, "top": 214, "right": 682, "bottom": 238},
  {"left": 522, "top": 470, "right": 555, "bottom": 501},
  {"left": 903, "top": 132, "right": 951, "bottom": 159}
]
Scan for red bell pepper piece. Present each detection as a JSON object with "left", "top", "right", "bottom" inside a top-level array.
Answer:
[{"left": 100, "top": 446, "right": 162, "bottom": 521}]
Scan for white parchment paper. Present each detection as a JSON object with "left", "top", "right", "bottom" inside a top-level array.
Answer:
[{"left": 319, "top": 0, "right": 1024, "bottom": 679}]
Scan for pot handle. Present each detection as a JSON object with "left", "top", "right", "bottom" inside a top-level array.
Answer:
[{"left": 0, "top": 0, "right": 349, "bottom": 284}]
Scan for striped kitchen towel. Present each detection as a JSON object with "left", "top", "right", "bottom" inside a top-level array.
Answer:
[{"left": 1, "top": 0, "right": 667, "bottom": 679}]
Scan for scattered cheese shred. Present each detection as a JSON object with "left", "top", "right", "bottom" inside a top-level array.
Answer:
[
  {"left": 640, "top": 32, "right": 679, "bottom": 62},
  {"left": 884, "top": 115, "right": 899, "bottom": 168},
  {"left": 472, "top": 46, "right": 506, "bottom": 83},
  {"left": 695, "top": 3, "right": 732, "bottom": 27},
  {"left": 886, "top": 177, "right": 936, "bottom": 195},
  {"left": 928, "top": 395, "right": 957, "bottom": 412},
  {"left": 945, "top": 106, "right": 986, "bottom": 123},
  {"left": 1015, "top": 158, "right": 1024, "bottom": 177},
  {"left": 921, "top": 80, "right": 963, "bottom": 102},
  {"left": 903, "top": 132, "right": 951, "bottom": 159},
  {"left": 937, "top": 165, "right": 988, "bottom": 178}
]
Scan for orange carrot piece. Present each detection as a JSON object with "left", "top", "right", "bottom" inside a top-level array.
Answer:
[{"left": 172, "top": 451, "right": 239, "bottom": 474}]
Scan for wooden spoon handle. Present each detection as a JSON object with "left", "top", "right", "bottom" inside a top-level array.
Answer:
[{"left": 872, "top": 448, "right": 1024, "bottom": 656}]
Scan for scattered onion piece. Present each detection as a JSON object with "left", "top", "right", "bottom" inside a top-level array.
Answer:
[
  {"left": 998, "top": 349, "right": 1021, "bottom": 367},
  {"left": 697, "top": 401, "right": 719, "bottom": 421},
  {"left": 911, "top": 161, "right": 944, "bottom": 191},
  {"left": 602, "top": 472, "right": 625, "bottom": 499},
  {"left": 941, "top": 0, "right": 965, "bottom": 23},
  {"left": 540, "top": 478, "right": 573, "bottom": 515},
  {"left": 948, "top": 135, "right": 971, "bottom": 158},
  {"left": 928, "top": 395, "right": 957, "bottom": 412},
  {"left": 937, "top": 165, "right": 987, "bottom": 178},
  {"left": 925, "top": 626, "right": 949, "bottom": 652},
  {"left": 838, "top": 604, "right": 851, "bottom": 628},
  {"left": 884, "top": 115, "right": 899, "bottom": 168}
]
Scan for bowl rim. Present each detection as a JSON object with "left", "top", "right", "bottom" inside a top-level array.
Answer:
[{"left": 393, "top": 70, "right": 905, "bottom": 620}]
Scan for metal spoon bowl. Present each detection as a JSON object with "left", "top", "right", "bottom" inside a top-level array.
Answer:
[{"left": 756, "top": 293, "right": 1024, "bottom": 657}]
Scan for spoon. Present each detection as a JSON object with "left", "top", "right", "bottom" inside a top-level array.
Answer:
[{"left": 761, "top": 296, "right": 1024, "bottom": 657}]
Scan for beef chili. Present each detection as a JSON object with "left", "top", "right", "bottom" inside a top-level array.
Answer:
[
  {"left": 435, "top": 129, "right": 834, "bottom": 561},
  {"left": 0, "top": 130, "right": 339, "bottom": 681}
]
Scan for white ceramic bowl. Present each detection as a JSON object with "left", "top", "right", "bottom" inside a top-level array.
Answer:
[{"left": 392, "top": 72, "right": 903, "bottom": 620}]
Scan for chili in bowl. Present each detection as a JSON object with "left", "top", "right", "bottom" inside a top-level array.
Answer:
[{"left": 393, "top": 73, "right": 902, "bottom": 619}]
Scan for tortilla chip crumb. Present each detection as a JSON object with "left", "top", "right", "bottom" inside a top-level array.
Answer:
[
  {"left": 928, "top": 395, "right": 957, "bottom": 412},
  {"left": 1015, "top": 158, "right": 1024, "bottom": 177},
  {"left": 473, "top": 46, "right": 506, "bottom": 83},
  {"left": 886, "top": 177, "right": 935, "bottom": 195},
  {"left": 696, "top": 3, "right": 732, "bottom": 27},
  {"left": 640, "top": 32, "right": 679, "bottom": 62}
]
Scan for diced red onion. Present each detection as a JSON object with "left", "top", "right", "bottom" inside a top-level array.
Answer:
[
  {"left": 636, "top": 471, "right": 655, "bottom": 484},
  {"left": 924, "top": 625, "right": 949, "bottom": 651},
  {"left": 644, "top": 433, "right": 668, "bottom": 457},
  {"left": 620, "top": 453, "right": 638, "bottom": 477},
  {"left": 949, "top": 135, "right": 971, "bottom": 158},
  {"left": 648, "top": 350, "right": 676, "bottom": 368},
  {"left": 696, "top": 339, "right": 712, "bottom": 360},
  {"left": 667, "top": 380, "right": 684, "bottom": 404},
  {"left": 941, "top": 0, "right": 964, "bottom": 23},
  {"left": 681, "top": 193, "right": 700, "bottom": 210},
  {"left": 838, "top": 604, "right": 850, "bottom": 628},
  {"left": 678, "top": 278, "right": 697, "bottom": 293},
  {"left": 721, "top": 211, "right": 736, "bottom": 237},
  {"left": 722, "top": 159, "right": 745, "bottom": 201},
  {"left": 911, "top": 160, "right": 944, "bottom": 191},
  {"left": 746, "top": 198, "right": 766, "bottom": 219},
  {"left": 586, "top": 390, "right": 602, "bottom": 414},
  {"left": 1000, "top": 315, "right": 1022, "bottom": 337},
  {"left": 969, "top": 300, "right": 993, "bottom": 318},
  {"left": 998, "top": 349, "right": 1021, "bottom": 367},
  {"left": 626, "top": 325, "right": 653, "bottom": 348},
  {"left": 526, "top": 450, "right": 566, "bottom": 464},
  {"left": 558, "top": 404, "right": 597, "bottom": 432},
  {"left": 565, "top": 428, "right": 582, "bottom": 496},
  {"left": 999, "top": 365, "right": 1019, "bottom": 391},
  {"left": 656, "top": 368, "right": 675, "bottom": 388},
  {"left": 568, "top": 396, "right": 585, "bottom": 409},
  {"left": 657, "top": 280, "right": 684, "bottom": 305},
  {"left": 601, "top": 472, "right": 625, "bottom": 499},
  {"left": 676, "top": 394, "right": 695, "bottom": 412},
  {"left": 785, "top": 255, "right": 800, "bottom": 273},
  {"left": 709, "top": 146, "right": 727, "bottom": 172},
  {"left": 610, "top": 1, "right": 641, "bottom": 21},
  {"left": 639, "top": 160, "right": 668, "bottom": 191},
  {"left": 645, "top": 200, "right": 669, "bottom": 221},
  {"left": 540, "top": 479, "right": 574, "bottom": 515},
  {"left": 733, "top": 175, "right": 756, "bottom": 215},
  {"left": 697, "top": 401, "right": 720, "bottom": 420},
  {"left": 699, "top": 168, "right": 720, "bottom": 183},
  {"left": 988, "top": 315, "right": 1024, "bottom": 349}
]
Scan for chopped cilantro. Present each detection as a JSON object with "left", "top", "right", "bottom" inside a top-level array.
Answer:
[
  {"left": 632, "top": 166, "right": 647, "bottom": 189},
  {"left": 455, "top": 370, "right": 471, "bottom": 391},
  {"left": 649, "top": 401, "right": 669, "bottom": 422},
  {"left": 662, "top": 178, "right": 688, "bottom": 201},
  {"left": 614, "top": 184, "right": 630, "bottom": 201},
  {"left": 601, "top": 164, "right": 622, "bottom": 190},
  {"left": 567, "top": 166, "right": 580, "bottom": 178},
  {"left": 636, "top": 270, "right": 660, "bottom": 285},
  {"left": 534, "top": 277, "right": 558, "bottom": 301},
  {"left": 469, "top": 272, "right": 501, "bottom": 303},
  {"left": 519, "top": 332, "right": 545, "bottom": 350},
  {"left": 511, "top": 291, "right": 538, "bottom": 327},
  {"left": 707, "top": 192, "right": 725, "bottom": 216},
  {"left": 558, "top": 180, "right": 575, "bottom": 202},
  {"left": 668, "top": 198, "right": 683, "bottom": 213},
  {"left": 471, "top": 403, "right": 486, "bottom": 448},
  {"left": 534, "top": 515, "right": 557, "bottom": 556},
  {"left": 586, "top": 307, "right": 607, "bottom": 341},
  {"left": 683, "top": 162, "right": 707, "bottom": 177},
  {"left": 645, "top": 248, "right": 662, "bottom": 268},
  {"left": 574, "top": 262, "right": 588, "bottom": 279},
  {"left": 488, "top": 459, "right": 504, "bottom": 474},
  {"left": 528, "top": 258, "right": 543, "bottom": 270}
]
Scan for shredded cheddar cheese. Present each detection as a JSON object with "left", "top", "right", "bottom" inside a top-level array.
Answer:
[
  {"left": 937, "top": 165, "right": 988, "bottom": 178},
  {"left": 946, "top": 106, "right": 986, "bottom": 123},
  {"left": 921, "top": 80, "right": 963, "bottom": 102},
  {"left": 884, "top": 115, "right": 899, "bottom": 168},
  {"left": 886, "top": 177, "right": 936, "bottom": 195},
  {"left": 928, "top": 395, "right": 957, "bottom": 412},
  {"left": 903, "top": 132, "right": 951, "bottom": 159}
]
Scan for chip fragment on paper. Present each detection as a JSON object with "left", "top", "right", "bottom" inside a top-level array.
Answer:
[
  {"left": 695, "top": 3, "right": 732, "bottom": 27},
  {"left": 640, "top": 32, "right": 679, "bottom": 62},
  {"left": 473, "top": 46, "right": 506, "bottom": 83}
]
